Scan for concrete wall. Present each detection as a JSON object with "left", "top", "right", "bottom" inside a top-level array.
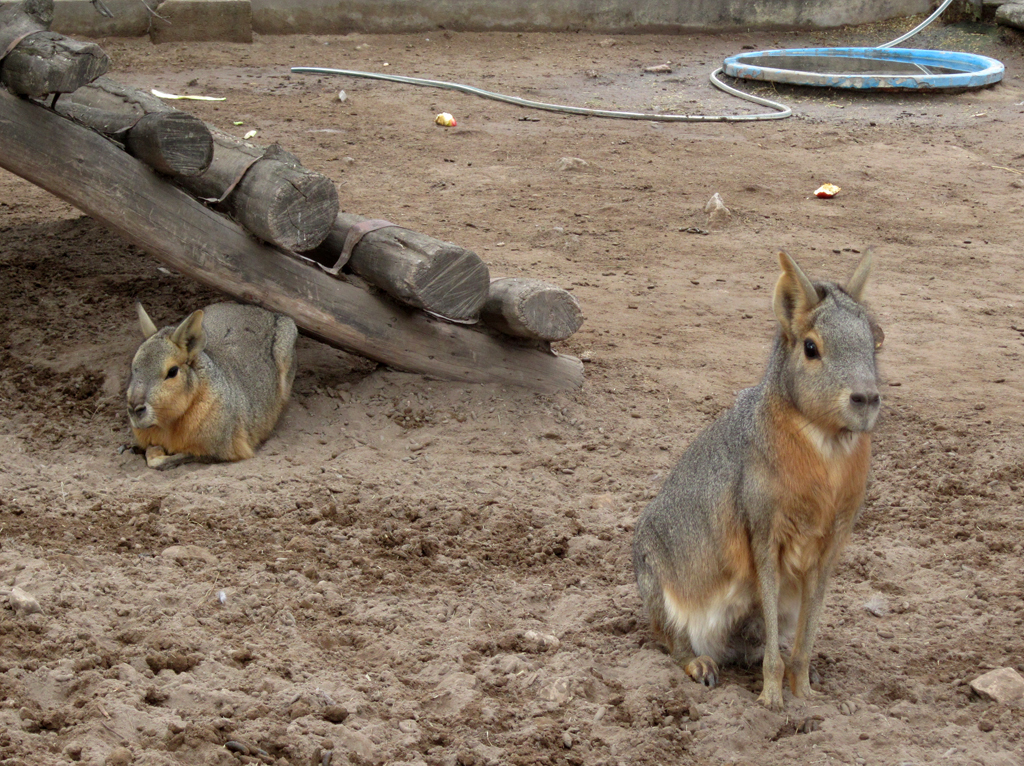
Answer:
[
  {"left": 35, "top": 0, "right": 935, "bottom": 41},
  {"left": 251, "top": 0, "right": 935, "bottom": 35}
]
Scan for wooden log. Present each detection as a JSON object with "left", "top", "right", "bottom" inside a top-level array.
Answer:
[
  {"left": 53, "top": 77, "right": 213, "bottom": 177},
  {"left": 178, "top": 133, "right": 339, "bottom": 252},
  {"left": 1, "top": 30, "right": 108, "bottom": 98},
  {"left": 125, "top": 112, "right": 213, "bottom": 177},
  {"left": 482, "top": 278, "right": 584, "bottom": 342},
  {"left": 0, "top": 87, "right": 583, "bottom": 393},
  {"left": 181, "top": 128, "right": 264, "bottom": 201},
  {"left": 0, "top": 0, "right": 52, "bottom": 55},
  {"left": 0, "top": 0, "right": 103, "bottom": 101},
  {"left": 327, "top": 212, "right": 490, "bottom": 322},
  {"left": 303, "top": 215, "right": 354, "bottom": 274}
]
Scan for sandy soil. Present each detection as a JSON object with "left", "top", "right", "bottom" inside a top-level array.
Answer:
[{"left": 2, "top": 18, "right": 1024, "bottom": 766}]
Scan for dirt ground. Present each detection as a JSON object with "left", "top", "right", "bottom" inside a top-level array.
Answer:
[{"left": 2, "top": 16, "right": 1024, "bottom": 766}]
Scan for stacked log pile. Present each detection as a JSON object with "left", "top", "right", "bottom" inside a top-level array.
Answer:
[{"left": 0, "top": 0, "right": 583, "bottom": 391}]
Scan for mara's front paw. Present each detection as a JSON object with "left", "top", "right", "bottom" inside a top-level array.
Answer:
[
  {"left": 757, "top": 681, "right": 785, "bottom": 712},
  {"left": 793, "top": 685, "right": 824, "bottom": 701},
  {"left": 786, "top": 661, "right": 823, "bottom": 699},
  {"left": 145, "top": 445, "right": 191, "bottom": 470}
]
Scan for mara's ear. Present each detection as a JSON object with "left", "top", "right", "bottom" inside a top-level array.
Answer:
[
  {"left": 772, "top": 251, "right": 820, "bottom": 337},
  {"left": 845, "top": 248, "right": 873, "bottom": 302},
  {"left": 136, "top": 302, "right": 158, "bottom": 339},
  {"left": 870, "top": 317, "right": 885, "bottom": 350},
  {"left": 169, "top": 309, "right": 207, "bottom": 360}
]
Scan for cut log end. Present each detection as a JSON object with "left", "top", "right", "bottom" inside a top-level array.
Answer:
[
  {"left": 341, "top": 216, "right": 491, "bottom": 322},
  {"left": 483, "top": 277, "right": 584, "bottom": 342},
  {"left": 233, "top": 160, "right": 339, "bottom": 251},
  {"left": 125, "top": 112, "right": 213, "bottom": 177},
  {"left": 1, "top": 32, "right": 109, "bottom": 97},
  {"left": 409, "top": 245, "right": 491, "bottom": 321}
]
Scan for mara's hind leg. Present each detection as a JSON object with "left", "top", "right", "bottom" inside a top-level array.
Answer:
[{"left": 649, "top": 597, "right": 720, "bottom": 688}]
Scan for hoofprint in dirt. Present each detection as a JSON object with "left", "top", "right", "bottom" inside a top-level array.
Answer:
[{"left": 2, "top": 23, "right": 1024, "bottom": 766}]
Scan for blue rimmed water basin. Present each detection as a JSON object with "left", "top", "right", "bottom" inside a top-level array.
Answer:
[{"left": 722, "top": 47, "right": 1004, "bottom": 90}]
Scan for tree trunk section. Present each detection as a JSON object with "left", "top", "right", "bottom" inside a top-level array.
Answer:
[
  {"left": 0, "top": 88, "right": 583, "bottom": 393},
  {"left": 178, "top": 133, "right": 339, "bottom": 252},
  {"left": 333, "top": 213, "right": 490, "bottom": 322},
  {"left": 482, "top": 278, "right": 584, "bottom": 341},
  {"left": 0, "top": 0, "right": 52, "bottom": 56},
  {"left": 125, "top": 112, "right": 213, "bottom": 177},
  {"left": 1, "top": 31, "right": 108, "bottom": 97},
  {"left": 53, "top": 77, "right": 213, "bottom": 176}
]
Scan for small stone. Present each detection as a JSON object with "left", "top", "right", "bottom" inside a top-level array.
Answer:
[
  {"left": 322, "top": 704, "right": 350, "bottom": 723},
  {"left": 337, "top": 90, "right": 347, "bottom": 102},
  {"left": 556, "top": 157, "right": 589, "bottom": 172},
  {"left": 643, "top": 63, "right": 673, "bottom": 74},
  {"left": 105, "top": 747, "right": 133, "bottom": 766},
  {"left": 978, "top": 719, "right": 995, "bottom": 732},
  {"left": 160, "top": 545, "right": 217, "bottom": 566},
  {"left": 538, "top": 677, "right": 572, "bottom": 705},
  {"left": 8, "top": 586, "right": 41, "bottom": 616},
  {"left": 970, "top": 667, "right": 1024, "bottom": 704},
  {"left": 520, "top": 630, "right": 560, "bottom": 652},
  {"left": 561, "top": 731, "right": 573, "bottom": 748},
  {"left": 704, "top": 192, "right": 732, "bottom": 229},
  {"left": 864, "top": 594, "right": 889, "bottom": 617}
]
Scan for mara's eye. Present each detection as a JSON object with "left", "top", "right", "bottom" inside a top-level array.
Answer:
[
  {"left": 166, "top": 366, "right": 179, "bottom": 379},
  {"left": 803, "top": 339, "right": 820, "bottom": 360}
]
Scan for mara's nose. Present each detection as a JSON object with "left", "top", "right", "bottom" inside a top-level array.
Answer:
[
  {"left": 127, "top": 383, "right": 145, "bottom": 409},
  {"left": 850, "top": 390, "right": 881, "bottom": 409},
  {"left": 132, "top": 403, "right": 147, "bottom": 417}
]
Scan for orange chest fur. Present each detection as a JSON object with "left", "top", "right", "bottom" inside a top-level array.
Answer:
[
  {"left": 132, "top": 386, "right": 217, "bottom": 456},
  {"left": 768, "top": 420, "right": 872, "bottom": 572}
]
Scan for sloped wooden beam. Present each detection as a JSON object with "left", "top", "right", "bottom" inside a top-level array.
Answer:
[{"left": 0, "top": 88, "right": 583, "bottom": 393}]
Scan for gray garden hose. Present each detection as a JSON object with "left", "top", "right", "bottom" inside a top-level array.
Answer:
[
  {"left": 292, "top": 3, "right": 952, "bottom": 123},
  {"left": 291, "top": 65, "right": 792, "bottom": 122}
]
